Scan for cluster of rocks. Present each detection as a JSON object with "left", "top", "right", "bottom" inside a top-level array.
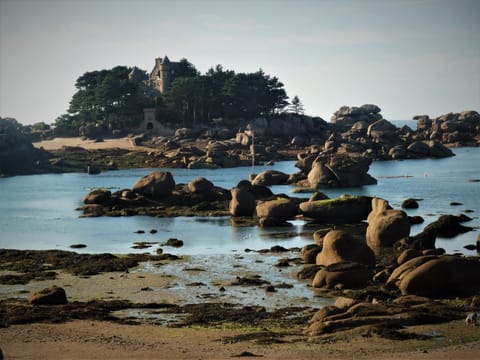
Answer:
[
  {"left": 81, "top": 171, "right": 232, "bottom": 217},
  {"left": 413, "top": 110, "right": 480, "bottom": 146},
  {"left": 295, "top": 153, "right": 377, "bottom": 188},
  {"left": 313, "top": 104, "right": 454, "bottom": 161},
  {"left": 0, "top": 117, "right": 52, "bottom": 176},
  {"left": 80, "top": 162, "right": 378, "bottom": 221},
  {"left": 297, "top": 196, "right": 479, "bottom": 335}
]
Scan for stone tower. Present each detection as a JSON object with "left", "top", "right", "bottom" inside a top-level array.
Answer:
[{"left": 148, "top": 56, "right": 179, "bottom": 94}]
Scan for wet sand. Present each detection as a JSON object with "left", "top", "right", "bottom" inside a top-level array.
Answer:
[{"left": 1, "top": 259, "right": 480, "bottom": 360}]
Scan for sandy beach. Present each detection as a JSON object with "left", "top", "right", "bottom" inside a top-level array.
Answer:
[
  {"left": 1, "top": 319, "right": 479, "bottom": 360},
  {"left": 33, "top": 137, "right": 155, "bottom": 151}
]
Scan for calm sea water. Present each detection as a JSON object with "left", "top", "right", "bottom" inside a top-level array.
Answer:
[{"left": 0, "top": 147, "right": 478, "bottom": 256}]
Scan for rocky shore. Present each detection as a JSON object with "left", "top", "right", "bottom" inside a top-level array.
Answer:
[{"left": 2, "top": 107, "right": 479, "bottom": 177}]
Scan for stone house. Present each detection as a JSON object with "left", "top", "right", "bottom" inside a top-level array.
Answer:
[{"left": 129, "top": 55, "right": 180, "bottom": 134}]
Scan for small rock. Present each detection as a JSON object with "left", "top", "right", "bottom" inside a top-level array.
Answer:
[
  {"left": 28, "top": 286, "right": 68, "bottom": 305},
  {"left": 150, "top": 229, "right": 158, "bottom": 234},
  {"left": 275, "top": 258, "right": 290, "bottom": 267},
  {"left": 450, "top": 202, "right": 463, "bottom": 206},
  {"left": 265, "top": 285, "right": 276, "bottom": 292},
  {"left": 270, "top": 245, "right": 289, "bottom": 253},
  {"left": 70, "top": 244, "right": 87, "bottom": 249},
  {"left": 165, "top": 238, "right": 184, "bottom": 247},
  {"left": 408, "top": 216, "right": 424, "bottom": 225},
  {"left": 402, "top": 198, "right": 419, "bottom": 209}
]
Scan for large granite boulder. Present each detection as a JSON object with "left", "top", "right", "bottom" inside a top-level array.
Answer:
[
  {"left": 387, "top": 255, "right": 480, "bottom": 297},
  {"left": 256, "top": 198, "right": 299, "bottom": 222},
  {"left": 229, "top": 187, "right": 256, "bottom": 217},
  {"left": 132, "top": 171, "right": 175, "bottom": 198},
  {"left": 251, "top": 170, "right": 290, "bottom": 186},
  {"left": 28, "top": 286, "right": 68, "bottom": 305},
  {"left": 187, "top": 177, "right": 214, "bottom": 193},
  {"left": 407, "top": 140, "right": 453, "bottom": 158},
  {"left": 315, "top": 230, "right": 375, "bottom": 267},
  {"left": 366, "top": 198, "right": 410, "bottom": 248},
  {"left": 299, "top": 195, "right": 372, "bottom": 223},
  {"left": 367, "top": 119, "right": 398, "bottom": 142},
  {"left": 83, "top": 189, "right": 112, "bottom": 204},
  {"left": 312, "top": 261, "right": 373, "bottom": 289}
]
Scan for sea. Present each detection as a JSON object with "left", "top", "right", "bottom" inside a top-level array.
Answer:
[{"left": 0, "top": 140, "right": 479, "bottom": 257}]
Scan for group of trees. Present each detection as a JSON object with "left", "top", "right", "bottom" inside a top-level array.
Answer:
[
  {"left": 55, "top": 66, "right": 148, "bottom": 134},
  {"left": 164, "top": 64, "right": 294, "bottom": 127},
  {"left": 55, "top": 59, "right": 305, "bottom": 133}
]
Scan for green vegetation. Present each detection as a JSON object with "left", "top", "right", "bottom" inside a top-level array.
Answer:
[
  {"left": 54, "top": 60, "right": 296, "bottom": 134},
  {"left": 312, "top": 196, "right": 363, "bottom": 208}
]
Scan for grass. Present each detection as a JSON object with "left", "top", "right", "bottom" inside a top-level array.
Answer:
[{"left": 311, "top": 195, "right": 364, "bottom": 208}]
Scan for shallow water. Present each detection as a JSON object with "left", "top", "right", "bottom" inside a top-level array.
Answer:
[{"left": 0, "top": 147, "right": 479, "bottom": 255}]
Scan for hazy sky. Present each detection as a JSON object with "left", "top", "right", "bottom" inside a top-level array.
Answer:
[{"left": 1, "top": 0, "right": 479, "bottom": 125}]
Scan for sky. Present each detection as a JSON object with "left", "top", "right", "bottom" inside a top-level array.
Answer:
[{"left": 0, "top": 0, "right": 479, "bottom": 125}]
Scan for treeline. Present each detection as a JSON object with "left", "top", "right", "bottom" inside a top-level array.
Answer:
[{"left": 55, "top": 59, "right": 304, "bottom": 134}]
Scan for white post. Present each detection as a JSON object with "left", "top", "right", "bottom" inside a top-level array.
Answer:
[{"left": 251, "top": 130, "right": 255, "bottom": 174}]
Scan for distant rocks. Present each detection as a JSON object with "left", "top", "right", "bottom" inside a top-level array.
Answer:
[
  {"left": 413, "top": 110, "right": 480, "bottom": 146},
  {"left": 330, "top": 104, "right": 382, "bottom": 129}
]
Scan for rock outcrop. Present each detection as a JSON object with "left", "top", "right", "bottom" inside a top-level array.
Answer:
[
  {"left": 306, "top": 155, "right": 377, "bottom": 188},
  {"left": 412, "top": 110, "right": 480, "bottom": 146}
]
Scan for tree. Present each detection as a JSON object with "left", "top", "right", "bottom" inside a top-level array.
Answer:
[
  {"left": 176, "top": 58, "right": 200, "bottom": 78},
  {"left": 63, "top": 66, "right": 140, "bottom": 130},
  {"left": 288, "top": 95, "right": 305, "bottom": 115}
]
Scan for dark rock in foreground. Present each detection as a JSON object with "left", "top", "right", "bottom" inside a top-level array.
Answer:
[{"left": 28, "top": 286, "right": 68, "bottom": 306}]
